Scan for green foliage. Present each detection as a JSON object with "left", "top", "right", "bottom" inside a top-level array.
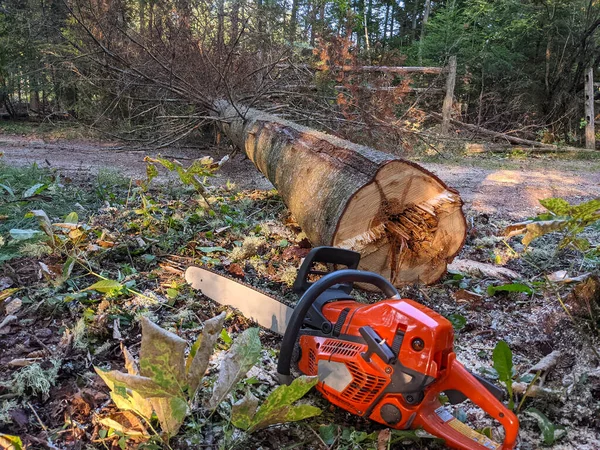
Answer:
[
  {"left": 143, "top": 156, "right": 224, "bottom": 195},
  {"left": 525, "top": 408, "right": 566, "bottom": 446},
  {"left": 507, "top": 198, "right": 600, "bottom": 251},
  {"left": 207, "top": 327, "right": 262, "bottom": 409},
  {"left": 231, "top": 376, "right": 321, "bottom": 433},
  {"left": 319, "top": 425, "right": 379, "bottom": 449},
  {"left": 492, "top": 340, "right": 514, "bottom": 409},
  {"left": 0, "top": 434, "right": 23, "bottom": 450},
  {"left": 487, "top": 283, "right": 533, "bottom": 296}
]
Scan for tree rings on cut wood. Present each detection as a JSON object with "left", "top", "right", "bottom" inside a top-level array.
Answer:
[{"left": 216, "top": 101, "right": 467, "bottom": 286}]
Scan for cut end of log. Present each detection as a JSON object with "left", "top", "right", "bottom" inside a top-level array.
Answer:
[{"left": 333, "top": 161, "right": 466, "bottom": 286}]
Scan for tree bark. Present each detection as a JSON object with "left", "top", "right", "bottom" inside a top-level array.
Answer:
[{"left": 215, "top": 101, "right": 467, "bottom": 286}]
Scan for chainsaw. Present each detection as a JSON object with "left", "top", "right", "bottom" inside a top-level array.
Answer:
[{"left": 185, "top": 246, "right": 519, "bottom": 450}]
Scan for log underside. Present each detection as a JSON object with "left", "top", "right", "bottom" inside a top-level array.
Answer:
[{"left": 216, "top": 101, "right": 467, "bottom": 286}]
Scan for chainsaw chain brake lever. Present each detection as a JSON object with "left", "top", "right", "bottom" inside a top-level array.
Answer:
[
  {"left": 293, "top": 247, "right": 361, "bottom": 294},
  {"left": 278, "top": 269, "right": 399, "bottom": 385}
]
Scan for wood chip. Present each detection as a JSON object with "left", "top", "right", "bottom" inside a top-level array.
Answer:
[
  {"left": 512, "top": 382, "right": 562, "bottom": 399},
  {"left": 0, "top": 314, "right": 17, "bottom": 329},
  {"left": 448, "top": 259, "right": 520, "bottom": 280},
  {"left": 529, "top": 351, "right": 562, "bottom": 374},
  {"left": 8, "top": 358, "right": 43, "bottom": 368},
  {"left": 113, "top": 318, "right": 122, "bottom": 340},
  {"left": 5, "top": 298, "right": 22, "bottom": 315}
]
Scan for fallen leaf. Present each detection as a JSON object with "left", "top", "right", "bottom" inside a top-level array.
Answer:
[
  {"left": 282, "top": 246, "right": 310, "bottom": 262},
  {"left": 454, "top": 289, "right": 483, "bottom": 304},
  {"left": 5, "top": 298, "right": 21, "bottom": 315},
  {"left": 227, "top": 263, "right": 245, "bottom": 278},
  {"left": 8, "top": 358, "right": 43, "bottom": 368},
  {"left": 98, "top": 411, "right": 149, "bottom": 437},
  {"left": 547, "top": 271, "right": 591, "bottom": 284},
  {"left": 377, "top": 429, "right": 391, "bottom": 450},
  {"left": 113, "top": 318, "right": 122, "bottom": 340}
]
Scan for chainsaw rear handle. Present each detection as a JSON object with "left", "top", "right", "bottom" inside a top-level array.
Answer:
[
  {"left": 413, "top": 354, "right": 519, "bottom": 450},
  {"left": 278, "top": 269, "right": 399, "bottom": 384}
]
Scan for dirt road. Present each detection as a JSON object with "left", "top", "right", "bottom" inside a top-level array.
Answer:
[{"left": 1, "top": 134, "right": 599, "bottom": 219}]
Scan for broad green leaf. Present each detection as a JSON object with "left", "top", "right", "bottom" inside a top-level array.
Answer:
[
  {"left": 487, "top": 283, "right": 533, "bottom": 296},
  {"left": 207, "top": 327, "right": 261, "bottom": 409},
  {"left": 0, "top": 434, "right": 23, "bottom": 450},
  {"left": 9, "top": 229, "right": 41, "bottom": 240},
  {"left": 62, "top": 257, "right": 75, "bottom": 281},
  {"left": 65, "top": 212, "right": 79, "bottom": 224},
  {"left": 492, "top": 341, "right": 513, "bottom": 384},
  {"left": 187, "top": 312, "right": 226, "bottom": 398},
  {"left": 539, "top": 198, "right": 571, "bottom": 216},
  {"left": 150, "top": 396, "right": 188, "bottom": 437},
  {"left": 220, "top": 328, "right": 232, "bottom": 345},
  {"left": 232, "top": 376, "right": 321, "bottom": 432},
  {"left": 139, "top": 317, "right": 187, "bottom": 395},
  {"left": 86, "top": 279, "right": 124, "bottom": 293},
  {"left": 525, "top": 407, "right": 565, "bottom": 446},
  {"left": 22, "top": 183, "right": 47, "bottom": 198}
]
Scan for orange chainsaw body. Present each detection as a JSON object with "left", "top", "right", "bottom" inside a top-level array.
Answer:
[{"left": 296, "top": 298, "right": 519, "bottom": 450}]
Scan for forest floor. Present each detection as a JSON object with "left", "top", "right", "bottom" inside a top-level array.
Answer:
[{"left": 0, "top": 126, "right": 599, "bottom": 450}]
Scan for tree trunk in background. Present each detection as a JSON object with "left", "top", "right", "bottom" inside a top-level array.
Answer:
[
  {"left": 288, "top": 0, "right": 299, "bottom": 44},
  {"left": 215, "top": 101, "right": 467, "bottom": 286},
  {"left": 418, "top": 0, "right": 431, "bottom": 64}
]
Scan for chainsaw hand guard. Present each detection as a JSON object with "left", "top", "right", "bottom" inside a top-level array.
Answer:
[{"left": 412, "top": 354, "right": 518, "bottom": 450}]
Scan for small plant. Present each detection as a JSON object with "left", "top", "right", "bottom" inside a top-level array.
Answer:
[
  {"left": 95, "top": 313, "right": 229, "bottom": 437},
  {"left": 492, "top": 340, "right": 515, "bottom": 409},
  {"left": 95, "top": 314, "right": 320, "bottom": 440},
  {"left": 505, "top": 197, "right": 600, "bottom": 251},
  {"left": 525, "top": 408, "right": 566, "bottom": 446}
]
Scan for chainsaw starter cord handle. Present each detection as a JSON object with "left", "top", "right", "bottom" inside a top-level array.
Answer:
[{"left": 277, "top": 269, "right": 399, "bottom": 384}]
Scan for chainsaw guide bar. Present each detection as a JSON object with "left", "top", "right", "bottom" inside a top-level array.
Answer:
[{"left": 185, "top": 265, "right": 294, "bottom": 335}]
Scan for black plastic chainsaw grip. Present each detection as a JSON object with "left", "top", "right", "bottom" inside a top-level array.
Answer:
[{"left": 277, "top": 269, "right": 400, "bottom": 384}]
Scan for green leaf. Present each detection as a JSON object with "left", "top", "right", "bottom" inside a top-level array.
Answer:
[
  {"left": 22, "top": 183, "right": 47, "bottom": 198},
  {"left": 446, "top": 313, "right": 466, "bottom": 331},
  {"left": 9, "top": 229, "right": 42, "bottom": 240},
  {"left": 492, "top": 341, "right": 513, "bottom": 385},
  {"left": 197, "top": 246, "right": 227, "bottom": 253},
  {"left": 522, "top": 220, "right": 567, "bottom": 246},
  {"left": 86, "top": 279, "right": 124, "bottom": 293},
  {"left": 207, "top": 327, "right": 262, "bottom": 409},
  {"left": 139, "top": 317, "right": 188, "bottom": 395},
  {"left": 146, "top": 162, "right": 159, "bottom": 184},
  {"left": 487, "top": 283, "right": 533, "bottom": 296},
  {"left": 65, "top": 212, "right": 79, "bottom": 224},
  {"left": 319, "top": 424, "right": 338, "bottom": 446},
  {"left": 186, "top": 312, "right": 226, "bottom": 399},
  {"left": 0, "top": 434, "right": 23, "bottom": 450},
  {"left": 27, "top": 209, "right": 54, "bottom": 239},
  {"left": 220, "top": 328, "right": 232, "bottom": 345},
  {"left": 525, "top": 408, "right": 565, "bottom": 446},
  {"left": 232, "top": 376, "right": 321, "bottom": 433},
  {"left": 539, "top": 198, "right": 571, "bottom": 216}
]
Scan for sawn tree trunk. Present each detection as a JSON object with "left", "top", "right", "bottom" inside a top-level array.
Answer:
[{"left": 215, "top": 101, "right": 467, "bottom": 286}]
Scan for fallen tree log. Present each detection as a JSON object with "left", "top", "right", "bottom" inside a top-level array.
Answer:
[{"left": 216, "top": 101, "right": 466, "bottom": 286}]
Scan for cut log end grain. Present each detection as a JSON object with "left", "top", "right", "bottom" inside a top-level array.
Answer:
[
  {"left": 333, "top": 161, "right": 465, "bottom": 285},
  {"left": 216, "top": 101, "right": 467, "bottom": 286}
]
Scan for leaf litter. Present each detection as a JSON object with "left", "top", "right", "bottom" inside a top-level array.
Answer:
[{"left": 0, "top": 157, "right": 599, "bottom": 449}]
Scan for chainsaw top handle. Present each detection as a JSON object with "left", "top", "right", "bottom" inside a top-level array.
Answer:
[{"left": 277, "top": 269, "right": 399, "bottom": 384}]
